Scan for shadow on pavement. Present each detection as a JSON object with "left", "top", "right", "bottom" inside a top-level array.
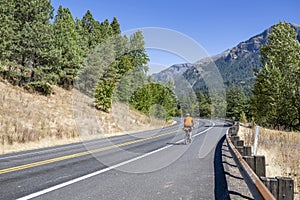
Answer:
[
  {"left": 214, "top": 135, "right": 230, "bottom": 200},
  {"left": 214, "top": 135, "right": 255, "bottom": 200},
  {"left": 228, "top": 191, "right": 254, "bottom": 200}
]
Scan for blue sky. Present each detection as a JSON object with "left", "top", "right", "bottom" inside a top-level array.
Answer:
[{"left": 51, "top": 0, "right": 300, "bottom": 74}]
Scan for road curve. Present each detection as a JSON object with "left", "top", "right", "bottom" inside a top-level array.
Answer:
[{"left": 0, "top": 119, "right": 230, "bottom": 200}]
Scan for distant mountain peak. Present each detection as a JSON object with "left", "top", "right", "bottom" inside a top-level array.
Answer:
[
  {"left": 151, "top": 63, "right": 194, "bottom": 82},
  {"left": 151, "top": 23, "right": 300, "bottom": 94}
]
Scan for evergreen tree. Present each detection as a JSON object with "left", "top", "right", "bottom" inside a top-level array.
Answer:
[
  {"left": 252, "top": 22, "right": 300, "bottom": 130},
  {"left": 0, "top": 0, "right": 15, "bottom": 64},
  {"left": 93, "top": 30, "right": 149, "bottom": 112},
  {"left": 11, "top": 0, "right": 56, "bottom": 88},
  {"left": 53, "top": 6, "right": 83, "bottom": 89},
  {"left": 77, "top": 37, "right": 116, "bottom": 96},
  {"left": 81, "top": 10, "right": 96, "bottom": 47},
  {"left": 226, "top": 85, "right": 247, "bottom": 121},
  {"left": 110, "top": 17, "right": 121, "bottom": 35},
  {"left": 75, "top": 17, "right": 89, "bottom": 58},
  {"left": 130, "top": 83, "right": 178, "bottom": 119},
  {"left": 198, "top": 92, "right": 212, "bottom": 118}
]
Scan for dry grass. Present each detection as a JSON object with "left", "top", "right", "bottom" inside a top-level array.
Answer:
[
  {"left": 239, "top": 124, "right": 300, "bottom": 198},
  {"left": 0, "top": 79, "right": 166, "bottom": 154}
]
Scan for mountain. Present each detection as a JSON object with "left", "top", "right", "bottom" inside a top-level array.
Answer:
[
  {"left": 151, "top": 63, "right": 194, "bottom": 83},
  {"left": 151, "top": 23, "right": 300, "bottom": 95}
]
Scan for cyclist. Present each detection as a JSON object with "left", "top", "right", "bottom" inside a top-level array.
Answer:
[
  {"left": 184, "top": 113, "right": 194, "bottom": 128},
  {"left": 183, "top": 113, "right": 194, "bottom": 143}
]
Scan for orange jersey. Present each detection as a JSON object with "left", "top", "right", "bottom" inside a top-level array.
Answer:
[{"left": 184, "top": 117, "right": 194, "bottom": 127}]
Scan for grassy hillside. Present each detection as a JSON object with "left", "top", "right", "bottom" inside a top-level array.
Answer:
[{"left": 0, "top": 79, "right": 163, "bottom": 154}]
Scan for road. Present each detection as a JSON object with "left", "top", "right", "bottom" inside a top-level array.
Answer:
[{"left": 0, "top": 119, "right": 230, "bottom": 200}]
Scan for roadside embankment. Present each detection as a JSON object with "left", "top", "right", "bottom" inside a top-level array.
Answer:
[{"left": 0, "top": 80, "right": 169, "bottom": 154}]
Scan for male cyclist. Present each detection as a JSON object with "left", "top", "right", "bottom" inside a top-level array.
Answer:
[{"left": 183, "top": 113, "right": 194, "bottom": 143}]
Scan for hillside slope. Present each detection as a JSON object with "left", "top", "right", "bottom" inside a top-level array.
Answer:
[{"left": 0, "top": 79, "right": 161, "bottom": 154}]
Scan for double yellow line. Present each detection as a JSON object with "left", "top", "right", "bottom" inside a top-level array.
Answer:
[{"left": 0, "top": 129, "right": 178, "bottom": 175}]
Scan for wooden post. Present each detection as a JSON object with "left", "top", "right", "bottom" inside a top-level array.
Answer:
[
  {"left": 261, "top": 177, "right": 278, "bottom": 199},
  {"left": 230, "top": 135, "right": 239, "bottom": 143},
  {"left": 254, "top": 155, "right": 266, "bottom": 177},
  {"left": 230, "top": 127, "right": 237, "bottom": 136},
  {"left": 243, "top": 146, "right": 252, "bottom": 156},
  {"left": 231, "top": 136, "right": 240, "bottom": 146},
  {"left": 276, "top": 177, "right": 294, "bottom": 200},
  {"left": 236, "top": 146, "right": 244, "bottom": 155},
  {"left": 243, "top": 156, "right": 255, "bottom": 171},
  {"left": 237, "top": 140, "right": 244, "bottom": 147}
]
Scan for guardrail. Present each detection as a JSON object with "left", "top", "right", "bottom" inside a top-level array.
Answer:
[{"left": 226, "top": 122, "right": 294, "bottom": 200}]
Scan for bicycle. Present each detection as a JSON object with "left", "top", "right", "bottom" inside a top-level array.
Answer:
[{"left": 183, "top": 127, "right": 192, "bottom": 144}]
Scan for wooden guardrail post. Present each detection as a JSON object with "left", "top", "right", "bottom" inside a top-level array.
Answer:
[
  {"left": 261, "top": 177, "right": 278, "bottom": 199},
  {"left": 242, "top": 155, "right": 266, "bottom": 177},
  {"left": 231, "top": 136, "right": 240, "bottom": 146},
  {"left": 261, "top": 177, "right": 294, "bottom": 200},
  {"left": 243, "top": 156, "right": 255, "bottom": 171},
  {"left": 236, "top": 146, "right": 244, "bottom": 155},
  {"left": 254, "top": 155, "right": 266, "bottom": 177},
  {"left": 277, "top": 177, "right": 294, "bottom": 200},
  {"left": 236, "top": 140, "right": 244, "bottom": 147},
  {"left": 243, "top": 146, "right": 252, "bottom": 156}
]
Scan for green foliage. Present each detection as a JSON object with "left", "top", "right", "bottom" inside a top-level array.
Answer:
[
  {"left": 226, "top": 85, "right": 248, "bottom": 121},
  {"left": 198, "top": 92, "right": 212, "bottom": 118},
  {"left": 130, "top": 83, "right": 178, "bottom": 119},
  {"left": 0, "top": 0, "right": 57, "bottom": 94},
  {"left": 252, "top": 22, "right": 300, "bottom": 130},
  {"left": 0, "top": 1, "right": 132, "bottom": 97},
  {"left": 114, "top": 67, "right": 147, "bottom": 103},
  {"left": 0, "top": 0, "right": 15, "bottom": 62},
  {"left": 210, "top": 91, "right": 227, "bottom": 118},
  {"left": 53, "top": 6, "right": 83, "bottom": 89},
  {"left": 239, "top": 111, "right": 247, "bottom": 123},
  {"left": 24, "top": 81, "right": 53, "bottom": 95},
  {"left": 93, "top": 30, "right": 149, "bottom": 112},
  {"left": 94, "top": 76, "right": 116, "bottom": 112},
  {"left": 177, "top": 93, "right": 199, "bottom": 117}
]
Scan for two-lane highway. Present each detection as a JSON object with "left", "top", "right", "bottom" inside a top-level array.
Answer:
[{"left": 0, "top": 119, "right": 230, "bottom": 199}]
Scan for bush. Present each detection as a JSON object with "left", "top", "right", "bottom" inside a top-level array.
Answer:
[
  {"left": 24, "top": 81, "right": 53, "bottom": 95},
  {"left": 239, "top": 111, "right": 248, "bottom": 123}
]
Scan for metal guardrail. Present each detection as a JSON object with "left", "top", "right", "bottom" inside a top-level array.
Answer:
[
  {"left": 226, "top": 131, "right": 276, "bottom": 199},
  {"left": 226, "top": 121, "right": 295, "bottom": 200}
]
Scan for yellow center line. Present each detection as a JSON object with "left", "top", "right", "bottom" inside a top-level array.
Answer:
[{"left": 0, "top": 129, "right": 178, "bottom": 175}]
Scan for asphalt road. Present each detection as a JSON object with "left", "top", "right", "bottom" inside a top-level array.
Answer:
[{"left": 0, "top": 119, "right": 230, "bottom": 200}]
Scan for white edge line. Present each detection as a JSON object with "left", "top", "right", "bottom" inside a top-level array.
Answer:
[{"left": 17, "top": 120, "right": 215, "bottom": 200}]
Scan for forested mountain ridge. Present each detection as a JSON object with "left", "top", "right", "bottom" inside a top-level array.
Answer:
[
  {"left": 152, "top": 23, "right": 300, "bottom": 95},
  {"left": 151, "top": 63, "right": 194, "bottom": 82}
]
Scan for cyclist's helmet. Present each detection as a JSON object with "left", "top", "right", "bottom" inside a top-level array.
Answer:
[{"left": 185, "top": 113, "right": 190, "bottom": 117}]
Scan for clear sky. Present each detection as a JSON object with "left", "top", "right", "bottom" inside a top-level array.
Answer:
[{"left": 51, "top": 0, "right": 300, "bottom": 74}]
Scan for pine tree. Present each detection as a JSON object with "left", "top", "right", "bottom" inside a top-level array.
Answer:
[
  {"left": 11, "top": 0, "right": 56, "bottom": 89},
  {"left": 93, "top": 29, "right": 149, "bottom": 112},
  {"left": 81, "top": 10, "right": 104, "bottom": 50},
  {"left": 0, "top": 0, "right": 15, "bottom": 64},
  {"left": 252, "top": 22, "right": 300, "bottom": 130},
  {"left": 130, "top": 83, "right": 177, "bottom": 119},
  {"left": 226, "top": 85, "right": 247, "bottom": 121},
  {"left": 53, "top": 6, "right": 83, "bottom": 89},
  {"left": 198, "top": 92, "right": 212, "bottom": 118},
  {"left": 110, "top": 17, "right": 121, "bottom": 35}
]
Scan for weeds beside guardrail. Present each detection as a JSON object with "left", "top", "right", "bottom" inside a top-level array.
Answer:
[{"left": 226, "top": 122, "right": 294, "bottom": 200}]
